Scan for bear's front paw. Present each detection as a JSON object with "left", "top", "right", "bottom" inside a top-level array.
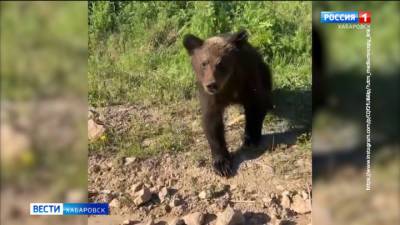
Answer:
[{"left": 212, "top": 155, "right": 233, "bottom": 177}]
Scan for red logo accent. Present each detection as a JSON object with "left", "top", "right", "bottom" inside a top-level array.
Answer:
[{"left": 359, "top": 11, "right": 371, "bottom": 24}]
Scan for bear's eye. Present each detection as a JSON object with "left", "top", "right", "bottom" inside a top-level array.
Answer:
[
  {"left": 201, "top": 61, "right": 207, "bottom": 69},
  {"left": 216, "top": 61, "right": 225, "bottom": 72}
]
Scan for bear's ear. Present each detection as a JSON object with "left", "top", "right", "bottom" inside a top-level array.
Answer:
[
  {"left": 183, "top": 34, "right": 203, "bottom": 55},
  {"left": 229, "top": 30, "right": 248, "bottom": 47}
]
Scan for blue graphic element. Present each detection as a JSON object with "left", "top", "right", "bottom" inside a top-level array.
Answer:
[
  {"left": 63, "top": 203, "right": 109, "bottom": 215},
  {"left": 320, "top": 11, "right": 359, "bottom": 23}
]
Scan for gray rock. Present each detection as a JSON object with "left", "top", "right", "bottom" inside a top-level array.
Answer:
[
  {"left": 281, "top": 195, "right": 291, "bottom": 209},
  {"left": 290, "top": 194, "right": 311, "bottom": 214},
  {"left": 198, "top": 191, "right": 208, "bottom": 199},
  {"left": 100, "top": 189, "right": 112, "bottom": 195},
  {"left": 109, "top": 198, "right": 120, "bottom": 208},
  {"left": 133, "top": 187, "right": 152, "bottom": 206},
  {"left": 216, "top": 206, "right": 245, "bottom": 225},
  {"left": 282, "top": 191, "right": 290, "bottom": 197},
  {"left": 142, "top": 138, "right": 155, "bottom": 148},
  {"left": 124, "top": 157, "right": 137, "bottom": 166},
  {"left": 159, "top": 187, "right": 170, "bottom": 202},
  {"left": 88, "top": 118, "right": 105, "bottom": 141},
  {"left": 131, "top": 182, "right": 144, "bottom": 193},
  {"left": 183, "top": 212, "right": 205, "bottom": 225},
  {"left": 169, "top": 196, "right": 183, "bottom": 207},
  {"left": 301, "top": 190, "right": 309, "bottom": 200},
  {"left": 121, "top": 220, "right": 135, "bottom": 225}
]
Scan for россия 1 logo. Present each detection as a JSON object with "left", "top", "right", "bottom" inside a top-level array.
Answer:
[{"left": 320, "top": 11, "right": 371, "bottom": 24}]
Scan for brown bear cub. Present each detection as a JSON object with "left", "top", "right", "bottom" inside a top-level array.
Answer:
[{"left": 183, "top": 30, "right": 273, "bottom": 177}]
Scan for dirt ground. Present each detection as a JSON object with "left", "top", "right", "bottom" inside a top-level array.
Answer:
[{"left": 88, "top": 103, "right": 312, "bottom": 225}]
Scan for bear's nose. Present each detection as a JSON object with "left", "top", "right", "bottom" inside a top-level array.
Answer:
[{"left": 206, "top": 82, "right": 218, "bottom": 93}]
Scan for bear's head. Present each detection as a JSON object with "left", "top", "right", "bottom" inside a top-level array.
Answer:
[{"left": 183, "top": 30, "right": 248, "bottom": 95}]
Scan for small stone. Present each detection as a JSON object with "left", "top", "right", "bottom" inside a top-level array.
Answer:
[
  {"left": 198, "top": 190, "right": 209, "bottom": 199},
  {"left": 216, "top": 206, "right": 245, "bottom": 225},
  {"left": 122, "top": 219, "right": 135, "bottom": 225},
  {"left": 191, "top": 120, "right": 202, "bottom": 132},
  {"left": 168, "top": 217, "right": 185, "bottom": 225},
  {"left": 101, "top": 189, "right": 112, "bottom": 194},
  {"left": 109, "top": 198, "right": 120, "bottom": 208},
  {"left": 296, "top": 159, "right": 305, "bottom": 167},
  {"left": 282, "top": 190, "right": 290, "bottom": 197},
  {"left": 131, "top": 182, "right": 144, "bottom": 193},
  {"left": 301, "top": 190, "right": 309, "bottom": 200},
  {"left": 159, "top": 187, "right": 170, "bottom": 202},
  {"left": 183, "top": 212, "right": 205, "bottom": 225},
  {"left": 133, "top": 187, "right": 152, "bottom": 206},
  {"left": 169, "top": 196, "right": 183, "bottom": 207},
  {"left": 150, "top": 186, "right": 159, "bottom": 193},
  {"left": 125, "top": 157, "right": 137, "bottom": 166},
  {"left": 262, "top": 196, "right": 275, "bottom": 208},
  {"left": 229, "top": 184, "right": 238, "bottom": 191},
  {"left": 290, "top": 194, "right": 311, "bottom": 214},
  {"left": 281, "top": 195, "right": 291, "bottom": 209},
  {"left": 106, "top": 162, "right": 113, "bottom": 170},
  {"left": 88, "top": 119, "right": 105, "bottom": 141},
  {"left": 142, "top": 138, "right": 153, "bottom": 147}
]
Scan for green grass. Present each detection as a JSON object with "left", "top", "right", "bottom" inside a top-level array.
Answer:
[
  {"left": 88, "top": 2, "right": 312, "bottom": 157},
  {"left": 90, "top": 125, "right": 192, "bottom": 159},
  {"left": 89, "top": 1, "right": 311, "bottom": 107}
]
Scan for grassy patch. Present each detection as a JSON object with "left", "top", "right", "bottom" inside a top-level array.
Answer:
[
  {"left": 89, "top": 103, "right": 196, "bottom": 158},
  {"left": 89, "top": 2, "right": 311, "bottom": 107},
  {"left": 88, "top": 2, "right": 312, "bottom": 157}
]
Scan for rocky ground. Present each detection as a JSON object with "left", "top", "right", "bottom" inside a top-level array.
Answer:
[{"left": 88, "top": 103, "right": 312, "bottom": 225}]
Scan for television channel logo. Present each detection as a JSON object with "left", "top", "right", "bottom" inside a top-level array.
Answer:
[
  {"left": 30, "top": 203, "right": 63, "bottom": 215},
  {"left": 30, "top": 203, "right": 109, "bottom": 216},
  {"left": 320, "top": 11, "right": 371, "bottom": 24}
]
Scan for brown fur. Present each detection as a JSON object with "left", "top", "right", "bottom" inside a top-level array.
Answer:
[{"left": 183, "top": 30, "right": 273, "bottom": 177}]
